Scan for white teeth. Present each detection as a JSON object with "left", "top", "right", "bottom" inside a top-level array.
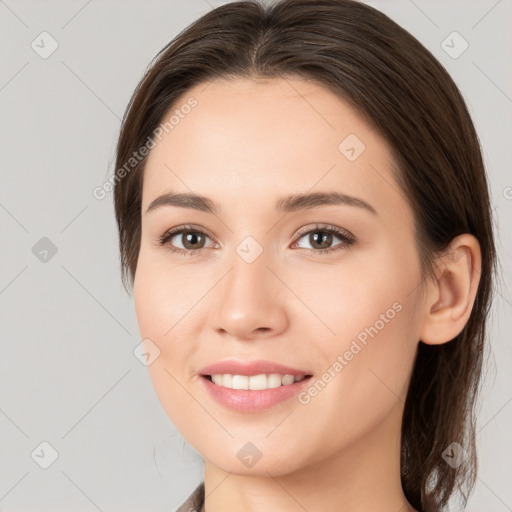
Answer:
[
  {"left": 210, "top": 373, "right": 306, "bottom": 390},
  {"left": 249, "top": 374, "right": 267, "bottom": 390},
  {"left": 211, "top": 374, "right": 220, "bottom": 385},
  {"left": 267, "top": 374, "right": 283, "bottom": 389},
  {"left": 281, "top": 374, "right": 295, "bottom": 386},
  {"left": 232, "top": 375, "right": 249, "bottom": 390}
]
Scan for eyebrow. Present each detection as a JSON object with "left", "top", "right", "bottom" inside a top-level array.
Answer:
[{"left": 146, "top": 190, "right": 377, "bottom": 216}]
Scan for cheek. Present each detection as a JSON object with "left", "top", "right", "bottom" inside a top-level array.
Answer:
[
  {"left": 133, "top": 252, "right": 220, "bottom": 428},
  {"left": 133, "top": 257, "right": 190, "bottom": 396},
  {"left": 288, "top": 244, "right": 418, "bottom": 346},
  {"left": 133, "top": 251, "right": 206, "bottom": 346},
  {"left": 293, "top": 290, "right": 419, "bottom": 456},
  {"left": 133, "top": 260, "right": 167, "bottom": 343},
  {"left": 309, "top": 259, "right": 420, "bottom": 437}
]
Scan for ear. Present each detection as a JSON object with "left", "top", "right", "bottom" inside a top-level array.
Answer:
[{"left": 419, "top": 234, "right": 482, "bottom": 345}]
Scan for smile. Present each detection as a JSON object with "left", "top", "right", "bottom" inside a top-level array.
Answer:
[{"left": 204, "top": 373, "right": 309, "bottom": 390}]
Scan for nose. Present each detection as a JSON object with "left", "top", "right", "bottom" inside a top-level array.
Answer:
[{"left": 209, "top": 247, "right": 289, "bottom": 341}]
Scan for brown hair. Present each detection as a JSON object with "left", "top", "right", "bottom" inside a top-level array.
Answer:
[{"left": 113, "top": 1, "right": 497, "bottom": 510}]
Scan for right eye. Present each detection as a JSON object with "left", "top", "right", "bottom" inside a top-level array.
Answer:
[{"left": 158, "top": 224, "right": 216, "bottom": 256}]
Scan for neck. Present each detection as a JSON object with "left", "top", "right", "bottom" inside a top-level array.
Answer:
[{"left": 201, "top": 400, "right": 417, "bottom": 512}]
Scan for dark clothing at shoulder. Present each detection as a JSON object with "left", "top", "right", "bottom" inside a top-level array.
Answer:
[{"left": 176, "top": 482, "right": 205, "bottom": 512}]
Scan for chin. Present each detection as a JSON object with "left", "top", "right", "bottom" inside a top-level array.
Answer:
[
  {"left": 209, "top": 455, "right": 302, "bottom": 477},
  {"left": 200, "top": 440, "right": 312, "bottom": 477}
]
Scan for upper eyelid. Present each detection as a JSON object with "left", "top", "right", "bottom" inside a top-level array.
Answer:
[
  {"left": 294, "top": 223, "right": 353, "bottom": 239},
  {"left": 159, "top": 223, "right": 354, "bottom": 247}
]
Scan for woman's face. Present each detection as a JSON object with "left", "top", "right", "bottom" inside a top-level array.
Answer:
[{"left": 134, "top": 76, "right": 426, "bottom": 475}]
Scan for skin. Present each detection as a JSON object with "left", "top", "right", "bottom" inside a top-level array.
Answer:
[{"left": 133, "top": 76, "right": 481, "bottom": 512}]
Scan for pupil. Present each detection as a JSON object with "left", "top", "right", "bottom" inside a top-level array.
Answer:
[
  {"left": 311, "top": 231, "right": 332, "bottom": 249},
  {"left": 184, "top": 232, "right": 204, "bottom": 249}
]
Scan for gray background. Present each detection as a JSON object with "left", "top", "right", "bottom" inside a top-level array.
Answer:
[{"left": 1, "top": 0, "right": 511, "bottom": 510}]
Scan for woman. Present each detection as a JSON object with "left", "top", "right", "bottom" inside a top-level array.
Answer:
[{"left": 112, "top": 0, "right": 497, "bottom": 510}]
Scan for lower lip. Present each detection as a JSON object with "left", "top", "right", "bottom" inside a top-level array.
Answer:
[{"left": 199, "top": 375, "right": 313, "bottom": 412}]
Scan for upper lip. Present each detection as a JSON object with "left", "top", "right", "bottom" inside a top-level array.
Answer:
[{"left": 199, "top": 360, "right": 312, "bottom": 377}]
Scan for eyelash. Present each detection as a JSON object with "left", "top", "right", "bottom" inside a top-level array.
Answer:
[{"left": 157, "top": 223, "right": 355, "bottom": 257}]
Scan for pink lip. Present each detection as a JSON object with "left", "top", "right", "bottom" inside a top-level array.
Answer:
[
  {"left": 198, "top": 359, "right": 312, "bottom": 377},
  {"left": 199, "top": 374, "right": 313, "bottom": 412}
]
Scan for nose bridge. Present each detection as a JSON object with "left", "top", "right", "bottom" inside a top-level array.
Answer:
[
  {"left": 210, "top": 235, "right": 288, "bottom": 338},
  {"left": 225, "top": 236, "right": 275, "bottom": 305}
]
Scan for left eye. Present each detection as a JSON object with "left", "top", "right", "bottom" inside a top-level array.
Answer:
[{"left": 291, "top": 224, "right": 355, "bottom": 253}]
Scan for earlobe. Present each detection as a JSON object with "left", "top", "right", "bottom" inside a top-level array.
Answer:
[{"left": 419, "top": 234, "right": 482, "bottom": 346}]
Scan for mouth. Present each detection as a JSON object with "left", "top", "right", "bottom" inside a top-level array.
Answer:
[{"left": 201, "top": 373, "right": 313, "bottom": 390}]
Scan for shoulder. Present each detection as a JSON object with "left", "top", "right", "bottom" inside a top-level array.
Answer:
[{"left": 175, "top": 481, "right": 205, "bottom": 512}]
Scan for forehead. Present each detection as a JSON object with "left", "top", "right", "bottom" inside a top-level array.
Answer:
[{"left": 141, "top": 76, "right": 408, "bottom": 221}]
